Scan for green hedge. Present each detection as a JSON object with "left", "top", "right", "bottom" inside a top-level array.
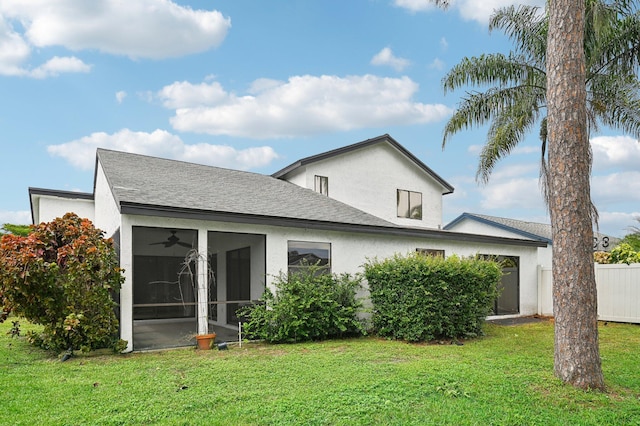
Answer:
[
  {"left": 240, "top": 266, "right": 366, "bottom": 343},
  {"left": 364, "top": 253, "right": 501, "bottom": 342}
]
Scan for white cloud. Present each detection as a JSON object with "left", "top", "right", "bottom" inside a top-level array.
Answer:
[
  {"left": 0, "top": 210, "right": 31, "bottom": 225},
  {"left": 598, "top": 211, "right": 640, "bottom": 237},
  {"left": 491, "top": 163, "right": 538, "bottom": 180},
  {"left": 0, "top": 16, "right": 31, "bottom": 76},
  {"left": 394, "top": 0, "right": 545, "bottom": 25},
  {"left": 157, "top": 80, "right": 228, "bottom": 109},
  {"left": 428, "top": 58, "right": 445, "bottom": 71},
  {"left": 248, "top": 78, "right": 284, "bottom": 95},
  {"left": 393, "top": 0, "right": 438, "bottom": 13},
  {"left": 591, "top": 135, "right": 640, "bottom": 171},
  {"left": 371, "top": 47, "right": 411, "bottom": 72},
  {"left": 467, "top": 144, "right": 539, "bottom": 156},
  {"left": 592, "top": 171, "right": 640, "bottom": 204},
  {"left": 0, "top": 0, "right": 230, "bottom": 76},
  {"left": 160, "top": 75, "right": 452, "bottom": 138},
  {"left": 47, "top": 129, "right": 279, "bottom": 171},
  {"left": 440, "top": 37, "right": 448, "bottom": 51},
  {"left": 513, "top": 145, "right": 539, "bottom": 155},
  {"left": 479, "top": 176, "right": 543, "bottom": 209},
  {"left": 116, "top": 91, "right": 127, "bottom": 103},
  {"left": 467, "top": 145, "right": 482, "bottom": 154},
  {"left": 476, "top": 163, "right": 543, "bottom": 210},
  {"left": 30, "top": 56, "right": 91, "bottom": 78}
]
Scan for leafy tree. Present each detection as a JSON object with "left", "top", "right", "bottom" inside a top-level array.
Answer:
[
  {"left": 1, "top": 223, "right": 31, "bottom": 237},
  {"left": 620, "top": 217, "right": 640, "bottom": 251},
  {"left": 438, "top": 0, "right": 640, "bottom": 389},
  {"left": 0, "top": 213, "right": 126, "bottom": 353},
  {"left": 442, "top": 1, "right": 640, "bottom": 183},
  {"left": 609, "top": 243, "right": 640, "bottom": 264}
]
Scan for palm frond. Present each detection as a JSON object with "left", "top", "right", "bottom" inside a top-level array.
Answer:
[
  {"left": 589, "top": 73, "right": 640, "bottom": 137},
  {"left": 587, "top": 13, "right": 640, "bottom": 79},
  {"left": 443, "top": 84, "right": 545, "bottom": 148},
  {"left": 442, "top": 0, "right": 640, "bottom": 185},
  {"left": 489, "top": 4, "right": 547, "bottom": 63},
  {"left": 442, "top": 53, "right": 545, "bottom": 93},
  {"left": 477, "top": 98, "right": 541, "bottom": 184}
]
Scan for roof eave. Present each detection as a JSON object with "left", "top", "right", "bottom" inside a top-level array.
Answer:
[{"left": 119, "top": 202, "right": 546, "bottom": 248}]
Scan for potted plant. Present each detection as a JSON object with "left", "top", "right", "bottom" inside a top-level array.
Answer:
[{"left": 195, "top": 332, "right": 217, "bottom": 350}]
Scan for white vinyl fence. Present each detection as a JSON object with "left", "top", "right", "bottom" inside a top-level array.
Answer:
[{"left": 538, "top": 263, "right": 640, "bottom": 323}]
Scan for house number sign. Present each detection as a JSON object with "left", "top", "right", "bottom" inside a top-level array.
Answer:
[{"left": 593, "top": 236, "right": 609, "bottom": 251}]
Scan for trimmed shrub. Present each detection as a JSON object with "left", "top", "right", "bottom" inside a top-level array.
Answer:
[
  {"left": 240, "top": 266, "right": 365, "bottom": 343},
  {"left": 0, "top": 213, "right": 126, "bottom": 353},
  {"left": 364, "top": 253, "right": 501, "bottom": 342}
]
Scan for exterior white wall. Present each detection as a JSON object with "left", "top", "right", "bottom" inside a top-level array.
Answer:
[
  {"left": 111, "top": 213, "right": 541, "bottom": 351},
  {"left": 285, "top": 143, "right": 446, "bottom": 229},
  {"left": 257, "top": 226, "right": 540, "bottom": 318},
  {"left": 447, "top": 218, "right": 552, "bottom": 269},
  {"left": 446, "top": 219, "right": 517, "bottom": 239},
  {"left": 41, "top": 196, "right": 538, "bottom": 351},
  {"left": 93, "top": 164, "right": 122, "bottom": 238},
  {"left": 33, "top": 196, "right": 95, "bottom": 224}
]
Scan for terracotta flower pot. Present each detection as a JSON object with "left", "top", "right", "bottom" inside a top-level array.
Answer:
[{"left": 195, "top": 333, "right": 216, "bottom": 350}]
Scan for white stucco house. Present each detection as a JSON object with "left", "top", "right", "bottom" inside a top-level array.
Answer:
[
  {"left": 444, "top": 213, "right": 620, "bottom": 268},
  {"left": 29, "top": 134, "right": 545, "bottom": 351}
]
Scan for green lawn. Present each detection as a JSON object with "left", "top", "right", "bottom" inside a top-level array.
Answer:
[{"left": 1, "top": 319, "right": 639, "bottom": 425}]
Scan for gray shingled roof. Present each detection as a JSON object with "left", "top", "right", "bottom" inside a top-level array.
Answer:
[
  {"left": 468, "top": 214, "right": 553, "bottom": 242},
  {"left": 445, "top": 213, "right": 619, "bottom": 245},
  {"left": 89, "top": 149, "right": 546, "bottom": 248},
  {"left": 96, "top": 148, "right": 396, "bottom": 227}
]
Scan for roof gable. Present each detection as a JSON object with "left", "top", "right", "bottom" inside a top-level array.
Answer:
[
  {"left": 445, "top": 213, "right": 552, "bottom": 243},
  {"left": 272, "top": 134, "right": 454, "bottom": 195},
  {"left": 445, "top": 213, "right": 620, "bottom": 246}
]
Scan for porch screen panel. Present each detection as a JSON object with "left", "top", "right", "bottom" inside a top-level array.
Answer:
[
  {"left": 133, "top": 255, "right": 196, "bottom": 320},
  {"left": 226, "top": 247, "right": 251, "bottom": 325}
]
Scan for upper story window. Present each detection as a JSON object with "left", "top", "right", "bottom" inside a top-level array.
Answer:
[
  {"left": 314, "top": 175, "right": 328, "bottom": 196},
  {"left": 397, "top": 189, "right": 422, "bottom": 220},
  {"left": 288, "top": 240, "right": 331, "bottom": 275}
]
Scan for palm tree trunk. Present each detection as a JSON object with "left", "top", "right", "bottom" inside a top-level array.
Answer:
[{"left": 546, "top": 0, "right": 605, "bottom": 390}]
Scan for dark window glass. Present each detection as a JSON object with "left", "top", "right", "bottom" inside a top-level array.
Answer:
[
  {"left": 416, "top": 248, "right": 444, "bottom": 257},
  {"left": 288, "top": 241, "right": 331, "bottom": 274},
  {"left": 397, "top": 189, "right": 422, "bottom": 219},
  {"left": 315, "top": 175, "right": 329, "bottom": 196}
]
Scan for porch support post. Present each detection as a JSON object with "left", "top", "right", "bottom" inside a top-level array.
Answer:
[
  {"left": 120, "top": 223, "right": 134, "bottom": 352},
  {"left": 197, "top": 228, "right": 209, "bottom": 335}
]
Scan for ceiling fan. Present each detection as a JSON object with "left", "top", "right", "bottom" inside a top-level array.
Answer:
[{"left": 150, "top": 230, "right": 192, "bottom": 248}]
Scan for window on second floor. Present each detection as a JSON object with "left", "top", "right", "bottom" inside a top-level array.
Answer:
[
  {"left": 397, "top": 189, "right": 422, "bottom": 219},
  {"left": 314, "top": 175, "right": 328, "bottom": 196}
]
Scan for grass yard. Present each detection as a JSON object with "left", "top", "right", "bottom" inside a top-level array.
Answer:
[{"left": 1, "top": 319, "right": 640, "bottom": 425}]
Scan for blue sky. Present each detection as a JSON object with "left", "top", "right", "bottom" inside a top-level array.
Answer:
[{"left": 1, "top": 0, "right": 638, "bottom": 237}]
